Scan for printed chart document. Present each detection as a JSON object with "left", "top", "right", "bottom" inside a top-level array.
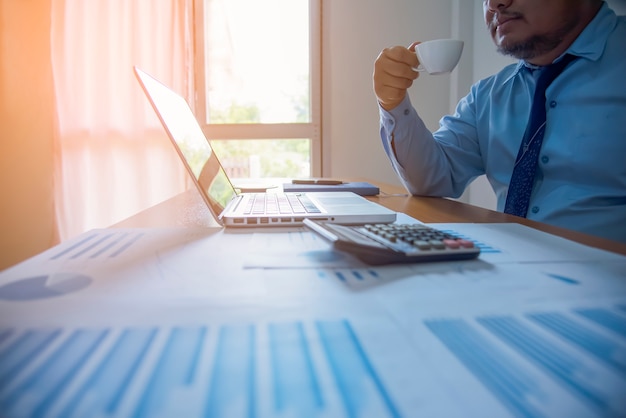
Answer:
[{"left": 1, "top": 220, "right": 625, "bottom": 417}]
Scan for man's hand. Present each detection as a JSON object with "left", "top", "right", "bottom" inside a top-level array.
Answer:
[{"left": 373, "top": 42, "right": 420, "bottom": 111}]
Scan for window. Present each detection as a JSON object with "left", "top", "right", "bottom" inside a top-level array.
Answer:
[{"left": 193, "top": 0, "right": 321, "bottom": 181}]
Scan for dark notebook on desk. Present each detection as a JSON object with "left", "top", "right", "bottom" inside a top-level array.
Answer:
[
  {"left": 283, "top": 181, "right": 380, "bottom": 196},
  {"left": 134, "top": 67, "right": 396, "bottom": 227}
]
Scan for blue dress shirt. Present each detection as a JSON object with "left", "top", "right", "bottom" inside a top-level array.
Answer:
[{"left": 380, "top": 2, "right": 626, "bottom": 243}]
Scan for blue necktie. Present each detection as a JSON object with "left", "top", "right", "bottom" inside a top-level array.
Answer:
[{"left": 504, "top": 54, "right": 577, "bottom": 217}]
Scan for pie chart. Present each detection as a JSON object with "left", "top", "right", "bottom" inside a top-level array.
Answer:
[{"left": 0, "top": 273, "right": 93, "bottom": 301}]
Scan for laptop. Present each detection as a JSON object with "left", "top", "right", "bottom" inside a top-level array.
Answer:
[{"left": 134, "top": 67, "right": 396, "bottom": 227}]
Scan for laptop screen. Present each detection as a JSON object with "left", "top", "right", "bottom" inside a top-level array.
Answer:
[{"left": 135, "top": 68, "right": 237, "bottom": 218}]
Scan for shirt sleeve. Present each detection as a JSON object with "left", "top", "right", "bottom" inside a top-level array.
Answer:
[{"left": 378, "top": 90, "right": 484, "bottom": 198}]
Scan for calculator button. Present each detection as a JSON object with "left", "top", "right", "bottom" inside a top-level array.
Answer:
[
  {"left": 443, "top": 239, "right": 461, "bottom": 249},
  {"left": 429, "top": 240, "right": 446, "bottom": 249},
  {"left": 413, "top": 240, "right": 432, "bottom": 250},
  {"left": 388, "top": 234, "right": 398, "bottom": 242},
  {"left": 458, "top": 239, "right": 475, "bottom": 248}
]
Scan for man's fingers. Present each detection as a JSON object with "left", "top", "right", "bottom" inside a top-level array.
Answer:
[
  {"left": 373, "top": 45, "right": 420, "bottom": 110},
  {"left": 383, "top": 45, "right": 419, "bottom": 68},
  {"left": 381, "top": 59, "right": 419, "bottom": 82},
  {"left": 376, "top": 47, "right": 419, "bottom": 80}
]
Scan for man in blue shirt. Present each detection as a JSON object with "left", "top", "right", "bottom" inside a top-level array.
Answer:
[{"left": 373, "top": 0, "right": 626, "bottom": 243}]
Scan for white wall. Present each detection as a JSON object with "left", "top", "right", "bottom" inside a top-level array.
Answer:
[
  {"left": 608, "top": 0, "right": 626, "bottom": 14},
  {"left": 321, "top": 0, "right": 457, "bottom": 187}
]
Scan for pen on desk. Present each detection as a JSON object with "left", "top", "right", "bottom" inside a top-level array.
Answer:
[{"left": 292, "top": 179, "right": 344, "bottom": 185}]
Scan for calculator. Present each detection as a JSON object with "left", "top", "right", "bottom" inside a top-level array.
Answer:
[{"left": 303, "top": 219, "right": 480, "bottom": 265}]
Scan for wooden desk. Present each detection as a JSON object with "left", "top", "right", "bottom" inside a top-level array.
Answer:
[{"left": 115, "top": 181, "right": 626, "bottom": 256}]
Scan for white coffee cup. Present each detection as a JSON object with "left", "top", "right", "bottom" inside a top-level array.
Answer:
[{"left": 413, "top": 39, "right": 464, "bottom": 75}]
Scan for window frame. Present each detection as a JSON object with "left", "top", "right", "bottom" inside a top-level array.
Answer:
[{"left": 192, "top": 0, "right": 322, "bottom": 177}]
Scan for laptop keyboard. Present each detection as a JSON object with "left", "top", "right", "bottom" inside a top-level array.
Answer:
[{"left": 244, "top": 193, "right": 322, "bottom": 215}]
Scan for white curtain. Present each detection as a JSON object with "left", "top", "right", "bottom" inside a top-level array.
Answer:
[{"left": 51, "top": 0, "right": 195, "bottom": 239}]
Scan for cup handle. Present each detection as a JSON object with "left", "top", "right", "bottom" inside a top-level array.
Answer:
[{"left": 411, "top": 65, "right": 425, "bottom": 72}]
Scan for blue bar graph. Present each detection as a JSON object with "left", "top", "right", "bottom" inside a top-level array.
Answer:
[
  {"left": 134, "top": 327, "right": 206, "bottom": 418},
  {"left": 48, "top": 231, "right": 145, "bottom": 260},
  {"left": 204, "top": 324, "right": 256, "bottom": 418},
  {"left": 0, "top": 328, "right": 62, "bottom": 391},
  {"left": 316, "top": 320, "right": 400, "bottom": 418},
  {"left": 574, "top": 308, "right": 626, "bottom": 338},
  {"left": 60, "top": 327, "right": 157, "bottom": 417},
  {"left": 110, "top": 233, "right": 145, "bottom": 257},
  {"left": 424, "top": 318, "right": 544, "bottom": 418},
  {"left": 70, "top": 233, "right": 115, "bottom": 259},
  {"left": 90, "top": 232, "right": 130, "bottom": 258},
  {"left": 368, "top": 270, "right": 380, "bottom": 279},
  {"left": 0, "top": 328, "right": 14, "bottom": 346},
  {"left": 544, "top": 273, "right": 579, "bottom": 285},
  {"left": 3, "top": 310, "right": 622, "bottom": 417},
  {"left": 269, "top": 322, "right": 323, "bottom": 414},
  {"left": 478, "top": 316, "right": 609, "bottom": 413},
  {"left": 1, "top": 329, "right": 108, "bottom": 417},
  {"left": 333, "top": 270, "right": 380, "bottom": 284},
  {"left": 527, "top": 312, "right": 626, "bottom": 375},
  {"left": 50, "top": 234, "right": 99, "bottom": 260}
]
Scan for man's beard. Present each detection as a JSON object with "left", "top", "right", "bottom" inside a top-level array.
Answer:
[
  {"left": 497, "top": 34, "right": 565, "bottom": 60},
  {"left": 494, "top": 15, "right": 579, "bottom": 61}
]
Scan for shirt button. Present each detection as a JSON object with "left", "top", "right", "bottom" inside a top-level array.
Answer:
[
  {"left": 541, "top": 155, "right": 549, "bottom": 164},
  {"left": 531, "top": 206, "right": 539, "bottom": 214},
  {"left": 549, "top": 100, "right": 557, "bottom": 108},
  {"left": 404, "top": 108, "right": 410, "bottom": 116}
]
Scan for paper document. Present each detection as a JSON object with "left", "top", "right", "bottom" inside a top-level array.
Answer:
[{"left": 1, "top": 223, "right": 625, "bottom": 417}]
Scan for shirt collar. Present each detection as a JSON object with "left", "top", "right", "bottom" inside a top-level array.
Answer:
[
  {"left": 566, "top": 1, "right": 616, "bottom": 62},
  {"left": 503, "top": 1, "right": 616, "bottom": 84}
]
